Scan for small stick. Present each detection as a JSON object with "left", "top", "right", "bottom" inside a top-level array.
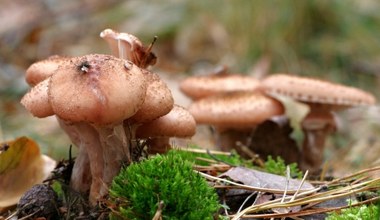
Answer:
[
  {"left": 152, "top": 200, "right": 164, "bottom": 220},
  {"left": 176, "top": 147, "right": 232, "bottom": 156}
]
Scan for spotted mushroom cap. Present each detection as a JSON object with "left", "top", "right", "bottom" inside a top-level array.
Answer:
[
  {"left": 180, "top": 73, "right": 261, "bottom": 100},
  {"left": 48, "top": 54, "right": 147, "bottom": 125},
  {"left": 130, "top": 69, "right": 174, "bottom": 123},
  {"left": 25, "top": 55, "right": 68, "bottom": 86},
  {"left": 136, "top": 105, "right": 196, "bottom": 138},
  {"left": 188, "top": 91, "right": 285, "bottom": 129},
  {"left": 261, "top": 74, "right": 376, "bottom": 108}
]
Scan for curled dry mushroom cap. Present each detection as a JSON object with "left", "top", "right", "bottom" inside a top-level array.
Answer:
[
  {"left": 189, "top": 91, "right": 284, "bottom": 129},
  {"left": 25, "top": 55, "right": 68, "bottom": 86},
  {"left": 180, "top": 73, "right": 261, "bottom": 100},
  {"left": 100, "top": 28, "right": 157, "bottom": 68},
  {"left": 261, "top": 74, "right": 376, "bottom": 107},
  {"left": 48, "top": 54, "right": 147, "bottom": 125}
]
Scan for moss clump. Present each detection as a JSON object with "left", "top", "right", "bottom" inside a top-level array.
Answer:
[
  {"left": 109, "top": 150, "right": 220, "bottom": 220},
  {"left": 326, "top": 202, "right": 380, "bottom": 220},
  {"left": 174, "top": 148, "right": 254, "bottom": 167}
]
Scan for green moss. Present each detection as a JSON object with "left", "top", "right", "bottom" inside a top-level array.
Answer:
[
  {"left": 174, "top": 147, "right": 253, "bottom": 168},
  {"left": 174, "top": 149, "right": 302, "bottom": 179},
  {"left": 51, "top": 181, "right": 64, "bottom": 199},
  {"left": 326, "top": 202, "right": 380, "bottom": 220},
  {"left": 109, "top": 150, "right": 220, "bottom": 220},
  {"left": 264, "top": 155, "right": 303, "bottom": 179}
]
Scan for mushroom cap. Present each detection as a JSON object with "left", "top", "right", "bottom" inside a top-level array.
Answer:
[
  {"left": 20, "top": 78, "right": 54, "bottom": 118},
  {"left": 130, "top": 70, "right": 174, "bottom": 123},
  {"left": 100, "top": 28, "right": 156, "bottom": 68},
  {"left": 188, "top": 91, "right": 285, "bottom": 129},
  {"left": 136, "top": 105, "right": 196, "bottom": 138},
  {"left": 48, "top": 54, "right": 147, "bottom": 125},
  {"left": 180, "top": 73, "right": 261, "bottom": 100},
  {"left": 25, "top": 55, "right": 68, "bottom": 86},
  {"left": 261, "top": 74, "right": 376, "bottom": 108}
]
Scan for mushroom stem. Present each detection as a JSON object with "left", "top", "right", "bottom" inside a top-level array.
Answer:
[
  {"left": 75, "top": 123, "right": 104, "bottom": 204},
  {"left": 70, "top": 147, "right": 91, "bottom": 193},
  {"left": 300, "top": 106, "right": 336, "bottom": 173},
  {"left": 95, "top": 123, "right": 133, "bottom": 196},
  {"left": 215, "top": 127, "right": 255, "bottom": 158},
  {"left": 146, "top": 137, "right": 171, "bottom": 154},
  {"left": 57, "top": 120, "right": 104, "bottom": 203}
]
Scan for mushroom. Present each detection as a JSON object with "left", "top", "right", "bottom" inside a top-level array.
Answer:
[
  {"left": 22, "top": 55, "right": 98, "bottom": 200},
  {"left": 100, "top": 29, "right": 195, "bottom": 156},
  {"left": 180, "top": 72, "right": 261, "bottom": 100},
  {"left": 188, "top": 91, "right": 285, "bottom": 157},
  {"left": 25, "top": 55, "right": 68, "bottom": 86},
  {"left": 20, "top": 78, "right": 53, "bottom": 118},
  {"left": 21, "top": 54, "right": 149, "bottom": 203},
  {"left": 122, "top": 69, "right": 175, "bottom": 158},
  {"left": 136, "top": 105, "right": 196, "bottom": 154},
  {"left": 100, "top": 28, "right": 157, "bottom": 68},
  {"left": 261, "top": 74, "right": 376, "bottom": 173},
  {"left": 129, "top": 69, "right": 174, "bottom": 124}
]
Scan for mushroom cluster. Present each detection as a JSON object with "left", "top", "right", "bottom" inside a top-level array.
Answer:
[
  {"left": 21, "top": 30, "right": 196, "bottom": 204},
  {"left": 180, "top": 70, "right": 289, "bottom": 159},
  {"left": 180, "top": 70, "right": 376, "bottom": 173}
]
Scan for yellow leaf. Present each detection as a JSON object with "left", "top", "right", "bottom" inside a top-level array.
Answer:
[{"left": 0, "top": 136, "right": 56, "bottom": 209}]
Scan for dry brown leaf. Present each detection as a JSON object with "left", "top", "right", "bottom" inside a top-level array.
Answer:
[
  {"left": 0, "top": 136, "right": 56, "bottom": 209},
  {"left": 219, "top": 166, "right": 314, "bottom": 191}
]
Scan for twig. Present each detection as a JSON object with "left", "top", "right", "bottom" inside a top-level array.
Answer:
[
  {"left": 232, "top": 196, "right": 380, "bottom": 219},
  {"left": 152, "top": 201, "right": 164, "bottom": 220},
  {"left": 175, "top": 147, "right": 232, "bottom": 156},
  {"left": 290, "top": 170, "right": 309, "bottom": 202},
  {"left": 231, "top": 177, "right": 380, "bottom": 219},
  {"left": 237, "top": 192, "right": 258, "bottom": 214}
]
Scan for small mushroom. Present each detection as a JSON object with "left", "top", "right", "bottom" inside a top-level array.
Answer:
[
  {"left": 136, "top": 105, "right": 196, "bottom": 154},
  {"left": 188, "top": 91, "right": 285, "bottom": 157},
  {"left": 180, "top": 72, "right": 261, "bottom": 100},
  {"left": 261, "top": 74, "right": 376, "bottom": 173},
  {"left": 100, "top": 28, "right": 157, "bottom": 68}
]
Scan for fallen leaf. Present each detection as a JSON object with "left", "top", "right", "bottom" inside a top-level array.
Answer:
[
  {"left": 219, "top": 167, "right": 314, "bottom": 214},
  {"left": 220, "top": 166, "right": 314, "bottom": 191},
  {"left": 0, "top": 136, "right": 56, "bottom": 209}
]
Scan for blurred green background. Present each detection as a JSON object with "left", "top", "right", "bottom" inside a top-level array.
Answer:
[{"left": 1, "top": 0, "right": 380, "bottom": 174}]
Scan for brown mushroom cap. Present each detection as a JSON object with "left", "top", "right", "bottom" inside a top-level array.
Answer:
[
  {"left": 261, "top": 74, "right": 376, "bottom": 108},
  {"left": 21, "top": 78, "right": 54, "bottom": 118},
  {"left": 48, "top": 54, "right": 147, "bottom": 125},
  {"left": 25, "top": 55, "right": 68, "bottom": 86},
  {"left": 136, "top": 105, "right": 196, "bottom": 138},
  {"left": 188, "top": 91, "right": 285, "bottom": 129},
  {"left": 180, "top": 73, "right": 261, "bottom": 100},
  {"left": 130, "top": 70, "right": 174, "bottom": 123}
]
